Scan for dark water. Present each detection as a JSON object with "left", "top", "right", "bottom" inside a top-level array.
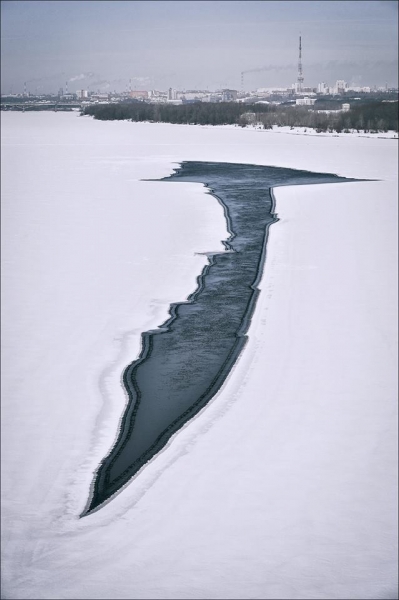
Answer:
[{"left": 85, "top": 161, "right": 358, "bottom": 514}]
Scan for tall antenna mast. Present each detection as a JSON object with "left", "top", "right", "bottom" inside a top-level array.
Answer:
[{"left": 297, "top": 35, "right": 304, "bottom": 93}]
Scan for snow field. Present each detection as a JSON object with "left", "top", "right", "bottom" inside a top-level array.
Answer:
[{"left": 1, "top": 112, "right": 397, "bottom": 599}]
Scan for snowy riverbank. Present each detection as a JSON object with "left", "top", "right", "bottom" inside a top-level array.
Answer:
[{"left": 1, "top": 112, "right": 397, "bottom": 599}]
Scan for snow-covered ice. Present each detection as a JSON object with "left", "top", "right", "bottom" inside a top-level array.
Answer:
[{"left": 1, "top": 112, "right": 397, "bottom": 599}]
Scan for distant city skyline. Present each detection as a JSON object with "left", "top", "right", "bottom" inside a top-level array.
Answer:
[{"left": 1, "top": 0, "right": 398, "bottom": 94}]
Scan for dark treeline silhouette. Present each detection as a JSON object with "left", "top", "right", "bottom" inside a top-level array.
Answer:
[
  {"left": 83, "top": 101, "right": 244, "bottom": 125},
  {"left": 82, "top": 100, "right": 398, "bottom": 132},
  {"left": 255, "top": 101, "right": 398, "bottom": 132}
]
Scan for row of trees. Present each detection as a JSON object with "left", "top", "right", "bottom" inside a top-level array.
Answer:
[
  {"left": 83, "top": 100, "right": 398, "bottom": 132},
  {"left": 83, "top": 101, "right": 244, "bottom": 125},
  {"left": 251, "top": 102, "right": 398, "bottom": 132}
]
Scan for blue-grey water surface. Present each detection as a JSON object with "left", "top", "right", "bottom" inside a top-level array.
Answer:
[{"left": 85, "top": 161, "right": 357, "bottom": 514}]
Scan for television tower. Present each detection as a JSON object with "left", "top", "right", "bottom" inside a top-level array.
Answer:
[{"left": 297, "top": 35, "right": 304, "bottom": 93}]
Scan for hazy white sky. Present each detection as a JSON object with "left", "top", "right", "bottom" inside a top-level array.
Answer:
[{"left": 1, "top": 0, "right": 398, "bottom": 93}]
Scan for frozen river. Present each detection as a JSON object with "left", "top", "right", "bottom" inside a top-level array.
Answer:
[{"left": 1, "top": 112, "right": 397, "bottom": 599}]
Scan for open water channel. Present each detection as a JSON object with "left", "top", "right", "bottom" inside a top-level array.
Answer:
[{"left": 85, "top": 161, "right": 356, "bottom": 514}]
